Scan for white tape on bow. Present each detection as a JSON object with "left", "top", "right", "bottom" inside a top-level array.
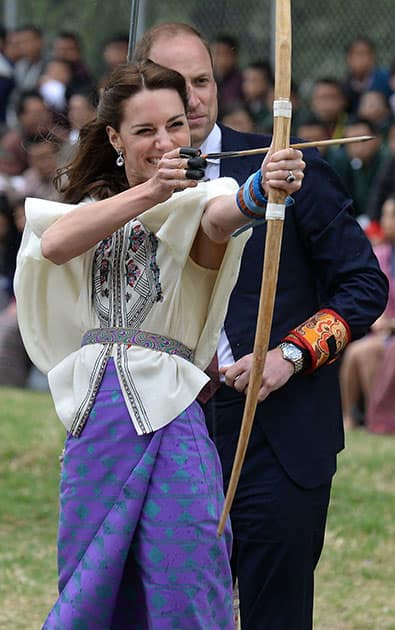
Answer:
[
  {"left": 266, "top": 202, "right": 286, "bottom": 220},
  {"left": 273, "top": 99, "right": 292, "bottom": 118}
]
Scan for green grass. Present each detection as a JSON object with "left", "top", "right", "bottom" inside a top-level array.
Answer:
[
  {"left": 0, "top": 387, "right": 64, "bottom": 629},
  {"left": 0, "top": 387, "right": 394, "bottom": 629},
  {"left": 314, "top": 429, "right": 395, "bottom": 629}
]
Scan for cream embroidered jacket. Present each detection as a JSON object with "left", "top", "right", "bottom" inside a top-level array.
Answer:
[{"left": 14, "top": 178, "right": 250, "bottom": 436}]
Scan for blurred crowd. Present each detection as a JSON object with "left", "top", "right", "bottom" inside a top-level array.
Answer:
[{"left": 0, "top": 25, "right": 393, "bottom": 432}]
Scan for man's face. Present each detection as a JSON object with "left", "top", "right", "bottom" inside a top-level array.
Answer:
[
  {"left": 53, "top": 37, "right": 80, "bottom": 63},
  {"left": 149, "top": 34, "right": 218, "bottom": 148},
  {"left": 27, "top": 142, "right": 58, "bottom": 179},
  {"left": 345, "top": 123, "right": 379, "bottom": 162},
  {"left": 20, "top": 97, "right": 51, "bottom": 134},
  {"left": 17, "top": 29, "right": 43, "bottom": 61},
  {"left": 311, "top": 83, "right": 345, "bottom": 122}
]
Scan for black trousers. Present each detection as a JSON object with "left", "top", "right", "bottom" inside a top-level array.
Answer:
[{"left": 203, "top": 386, "right": 332, "bottom": 630}]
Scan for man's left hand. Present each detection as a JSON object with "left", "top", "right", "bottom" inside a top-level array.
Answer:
[{"left": 220, "top": 347, "right": 294, "bottom": 402}]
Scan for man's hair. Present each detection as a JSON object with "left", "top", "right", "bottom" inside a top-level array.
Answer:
[
  {"left": 16, "top": 89, "right": 45, "bottom": 117},
  {"left": 245, "top": 60, "right": 274, "bottom": 85},
  {"left": 345, "top": 36, "right": 375, "bottom": 55},
  {"left": 103, "top": 33, "right": 129, "bottom": 48},
  {"left": 345, "top": 115, "right": 380, "bottom": 135},
  {"left": 55, "top": 31, "right": 82, "bottom": 49},
  {"left": 15, "top": 24, "right": 42, "bottom": 38},
  {"left": 23, "top": 132, "right": 60, "bottom": 152},
  {"left": 133, "top": 22, "right": 212, "bottom": 66},
  {"left": 313, "top": 77, "right": 345, "bottom": 93},
  {"left": 211, "top": 33, "right": 239, "bottom": 53}
]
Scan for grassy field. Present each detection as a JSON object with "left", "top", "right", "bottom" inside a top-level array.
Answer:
[{"left": 0, "top": 387, "right": 394, "bottom": 629}]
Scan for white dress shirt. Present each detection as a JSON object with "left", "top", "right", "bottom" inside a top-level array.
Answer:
[{"left": 200, "top": 124, "right": 237, "bottom": 373}]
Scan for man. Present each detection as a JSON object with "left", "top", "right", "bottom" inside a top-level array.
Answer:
[
  {"left": 12, "top": 25, "right": 45, "bottom": 93},
  {"left": 308, "top": 77, "right": 348, "bottom": 139},
  {"left": 51, "top": 30, "right": 94, "bottom": 95},
  {"left": 0, "top": 90, "right": 53, "bottom": 176},
  {"left": 0, "top": 24, "right": 15, "bottom": 127},
  {"left": 328, "top": 117, "right": 388, "bottom": 220},
  {"left": 134, "top": 24, "right": 388, "bottom": 629},
  {"left": 210, "top": 33, "right": 243, "bottom": 117}
]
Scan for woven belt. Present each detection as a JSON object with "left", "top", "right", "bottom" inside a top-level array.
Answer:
[{"left": 81, "top": 327, "right": 194, "bottom": 363}]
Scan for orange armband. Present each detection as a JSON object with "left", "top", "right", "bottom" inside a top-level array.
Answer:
[{"left": 282, "top": 309, "right": 351, "bottom": 371}]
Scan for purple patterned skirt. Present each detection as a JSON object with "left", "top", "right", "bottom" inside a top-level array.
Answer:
[{"left": 43, "top": 358, "right": 233, "bottom": 629}]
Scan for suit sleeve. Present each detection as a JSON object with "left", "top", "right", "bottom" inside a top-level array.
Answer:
[{"left": 282, "top": 151, "right": 389, "bottom": 367}]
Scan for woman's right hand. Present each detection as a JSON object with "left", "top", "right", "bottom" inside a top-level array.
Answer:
[{"left": 147, "top": 148, "right": 204, "bottom": 204}]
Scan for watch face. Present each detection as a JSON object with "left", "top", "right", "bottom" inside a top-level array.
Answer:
[
  {"left": 280, "top": 343, "right": 303, "bottom": 371},
  {"left": 286, "top": 345, "right": 301, "bottom": 360}
]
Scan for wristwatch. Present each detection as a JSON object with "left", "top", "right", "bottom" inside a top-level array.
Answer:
[{"left": 278, "top": 342, "right": 304, "bottom": 374}]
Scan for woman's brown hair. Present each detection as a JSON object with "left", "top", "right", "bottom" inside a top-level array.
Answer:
[{"left": 56, "top": 60, "right": 188, "bottom": 203}]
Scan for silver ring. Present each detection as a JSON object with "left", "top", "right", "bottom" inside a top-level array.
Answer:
[
  {"left": 286, "top": 170, "right": 296, "bottom": 183},
  {"left": 233, "top": 375, "right": 241, "bottom": 385}
]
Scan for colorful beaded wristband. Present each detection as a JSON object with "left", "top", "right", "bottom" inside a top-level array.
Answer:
[
  {"left": 236, "top": 170, "right": 267, "bottom": 219},
  {"left": 282, "top": 308, "right": 351, "bottom": 372},
  {"left": 233, "top": 172, "right": 296, "bottom": 237}
]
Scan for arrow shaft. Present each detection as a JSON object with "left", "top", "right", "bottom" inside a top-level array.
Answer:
[{"left": 202, "top": 135, "right": 374, "bottom": 160}]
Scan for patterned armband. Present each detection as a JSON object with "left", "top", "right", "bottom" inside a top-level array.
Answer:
[
  {"left": 233, "top": 169, "right": 295, "bottom": 236},
  {"left": 282, "top": 309, "right": 351, "bottom": 371},
  {"left": 236, "top": 170, "right": 268, "bottom": 219}
]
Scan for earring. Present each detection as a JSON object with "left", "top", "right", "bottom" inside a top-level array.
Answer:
[{"left": 116, "top": 150, "right": 124, "bottom": 167}]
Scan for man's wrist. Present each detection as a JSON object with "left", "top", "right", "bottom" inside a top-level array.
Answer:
[{"left": 278, "top": 341, "right": 305, "bottom": 374}]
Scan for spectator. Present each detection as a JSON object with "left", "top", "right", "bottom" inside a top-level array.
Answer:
[
  {"left": 220, "top": 100, "right": 255, "bottom": 133},
  {"left": 241, "top": 60, "right": 274, "bottom": 132},
  {"left": 357, "top": 89, "right": 393, "bottom": 140},
  {"left": 210, "top": 34, "right": 243, "bottom": 117},
  {"left": 0, "top": 89, "right": 53, "bottom": 176},
  {"left": 12, "top": 25, "right": 46, "bottom": 98},
  {"left": 308, "top": 77, "right": 348, "bottom": 138},
  {"left": 340, "top": 194, "right": 395, "bottom": 430},
  {"left": 97, "top": 33, "right": 129, "bottom": 91},
  {"left": 59, "top": 88, "right": 98, "bottom": 164},
  {"left": 51, "top": 30, "right": 93, "bottom": 94},
  {"left": 296, "top": 115, "right": 339, "bottom": 160},
  {"left": 296, "top": 115, "right": 327, "bottom": 143},
  {"left": 369, "top": 121, "right": 395, "bottom": 223},
  {"left": 4, "top": 29, "right": 23, "bottom": 65},
  {"left": 6, "top": 134, "right": 62, "bottom": 204},
  {"left": 342, "top": 36, "right": 391, "bottom": 115},
  {"left": 0, "top": 24, "right": 15, "bottom": 128},
  {"left": 0, "top": 196, "right": 30, "bottom": 387},
  {"left": 67, "top": 89, "right": 97, "bottom": 141},
  {"left": 328, "top": 118, "right": 389, "bottom": 221},
  {"left": 39, "top": 58, "right": 74, "bottom": 120},
  {"left": 0, "top": 193, "right": 19, "bottom": 310},
  {"left": 365, "top": 337, "right": 395, "bottom": 434}
]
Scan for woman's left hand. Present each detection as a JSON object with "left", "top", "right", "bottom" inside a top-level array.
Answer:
[{"left": 261, "top": 147, "right": 305, "bottom": 197}]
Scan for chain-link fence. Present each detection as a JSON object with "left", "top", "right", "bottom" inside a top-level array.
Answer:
[
  {"left": 143, "top": 0, "right": 395, "bottom": 100},
  {"left": 2, "top": 0, "right": 395, "bottom": 100}
]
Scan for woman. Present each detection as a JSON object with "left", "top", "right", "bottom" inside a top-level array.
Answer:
[
  {"left": 14, "top": 61, "right": 304, "bottom": 629},
  {"left": 341, "top": 195, "right": 395, "bottom": 433}
]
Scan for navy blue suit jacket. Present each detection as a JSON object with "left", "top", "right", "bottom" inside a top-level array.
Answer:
[{"left": 212, "top": 124, "right": 388, "bottom": 488}]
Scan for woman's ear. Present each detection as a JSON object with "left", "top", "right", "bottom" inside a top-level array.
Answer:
[{"left": 106, "top": 125, "right": 121, "bottom": 152}]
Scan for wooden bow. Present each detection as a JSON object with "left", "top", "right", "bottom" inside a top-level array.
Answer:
[{"left": 218, "top": 0, "right": 293, "bottom": 536}]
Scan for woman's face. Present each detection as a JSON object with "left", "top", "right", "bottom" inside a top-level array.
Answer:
[
  {"left": 380, "top": 200, "right": 395, "bottom": 242},
  {"left": 107, "top": 88, "right": 190, "bottom": 187}
]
